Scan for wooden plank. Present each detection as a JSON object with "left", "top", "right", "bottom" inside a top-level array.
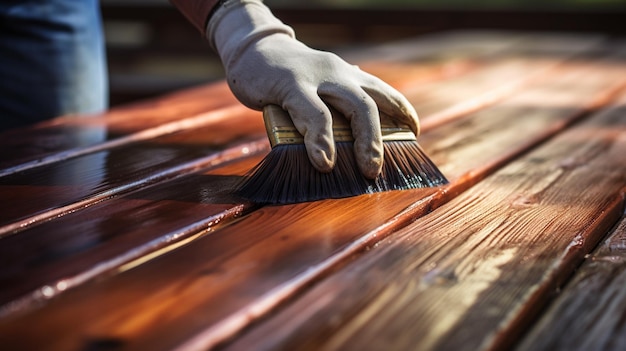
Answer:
[
  {"left": 0, "top": 51, "right": 623, "bottom": 350},
  {"left": 0, "top": 33, "right": 598, "bottom": 305},
  {"left": 516, "top": 216, "right": 626, "bottom": 351},
  {"left": 0, "top": 82, "right": 240, "bottom": 171},
  {"left": 0, "top": 103, "right": 258, "bottom": 179},
  {"left": 360, "top": 32, "right": 606, "bottom": 130},
  {"left": 407, "top": 58, "right": 564, "bottom": 129},
  {"left": 223, "top": 85, "right": 626, "bottom": 351},
  {"left": 0, "top": 107, "right": 267, "bottom": 234},
  {"left": 0, "top": 152, "right": 264, "bottom": 313}
]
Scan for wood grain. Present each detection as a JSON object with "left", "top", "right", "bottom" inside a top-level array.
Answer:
[
  {"left": 0, "top": 33, "right": 603, "bottom": 315},
  {"left": 516, "top": 199, "right": 626, "bottom": 348},
  {"left": 1, "top": 51, "right": 623, "bottom": 351},
  {"left": 224, "top": 87, "right": 626, "bottom": 351}
]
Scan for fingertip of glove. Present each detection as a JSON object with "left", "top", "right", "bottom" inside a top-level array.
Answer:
[
  {"left": 354, "top": 142, "right": 383, "bottom": 179},
  {"left": 399, "top": 104, "right": 420, "bottom": 136},
  {"left": 301, "top": 121, "right": 336, "bottom": 173},
  {"left": 360, "top": 155, "right": 383, "bottom": 180},
  {"left": 308, "top": 146, "right": 335, "bottom": 173}
]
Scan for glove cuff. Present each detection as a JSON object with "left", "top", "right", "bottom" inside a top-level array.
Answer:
[{"left": 206, "top": 0, "right": 295, "bottom": 66}]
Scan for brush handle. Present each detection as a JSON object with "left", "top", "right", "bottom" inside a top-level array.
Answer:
[{"left": 263, "top": 105, "right": 415, "bottom": 147}]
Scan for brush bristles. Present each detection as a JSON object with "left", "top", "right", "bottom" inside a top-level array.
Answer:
[{"left": 237, "top": 141, "right": 448, "bottom": 204}]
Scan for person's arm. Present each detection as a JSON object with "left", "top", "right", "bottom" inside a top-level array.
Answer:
[{"left": 170, "top": 0, "right": 419, "bottom": 179}]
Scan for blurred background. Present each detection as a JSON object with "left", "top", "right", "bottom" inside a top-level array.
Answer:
[{"left": 101, "top": 0, "right": 626, "bottom": 106}]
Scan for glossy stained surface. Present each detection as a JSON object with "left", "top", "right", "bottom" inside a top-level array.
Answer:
[
  {"left": 0, "top": 106, "right": 266, "bottom": 231},
  {"left": 0, "top": 31, "right": 625, "bottom": 351},
  {"left": 0, "top": 82, "right": 240, "bottom": 169}
]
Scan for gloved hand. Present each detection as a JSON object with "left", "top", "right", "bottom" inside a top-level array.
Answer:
[{"left": 207, "top": 0, "right": 419, "bottom": 179}]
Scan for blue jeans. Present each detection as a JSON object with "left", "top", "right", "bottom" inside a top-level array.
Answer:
[{"left": 0, "top": 0, "right": 108, "bottom": 132}]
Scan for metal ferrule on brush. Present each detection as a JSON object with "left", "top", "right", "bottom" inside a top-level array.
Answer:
[{"left": 263, "top": 104, "right": 416, "bottom": 147}]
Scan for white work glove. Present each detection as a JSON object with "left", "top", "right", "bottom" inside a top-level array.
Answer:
[{"left": 207, "top": 0, "right": 419, "bottom": 179}]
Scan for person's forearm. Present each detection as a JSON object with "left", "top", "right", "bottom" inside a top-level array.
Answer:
[{"left": 169, "top": 0, "right": 221, "bottom": 33}]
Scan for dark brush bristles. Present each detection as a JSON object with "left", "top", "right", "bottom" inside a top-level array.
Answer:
[
  {"left": 236, "top": 104, "right": 448, "bottom": 204},
  {"left": 237, "top": 139, "right": 448, "bottom": 204}
]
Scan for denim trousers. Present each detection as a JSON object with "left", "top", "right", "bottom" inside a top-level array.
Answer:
[{"left": 0, "top": 0, "right": 108, "bottom": 132}]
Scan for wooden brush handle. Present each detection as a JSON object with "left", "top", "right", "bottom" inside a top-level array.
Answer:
[{"left": 263, "top": 105, "right": 416, "bottom": 147}]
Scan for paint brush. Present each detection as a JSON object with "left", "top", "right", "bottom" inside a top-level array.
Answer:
[{"left": 237, "top": 104, "right": 448, "bottom": 204}]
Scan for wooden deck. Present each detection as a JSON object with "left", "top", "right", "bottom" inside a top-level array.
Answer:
[{"left": 0, "top": 31, "right": 625, "bottom": 351}]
